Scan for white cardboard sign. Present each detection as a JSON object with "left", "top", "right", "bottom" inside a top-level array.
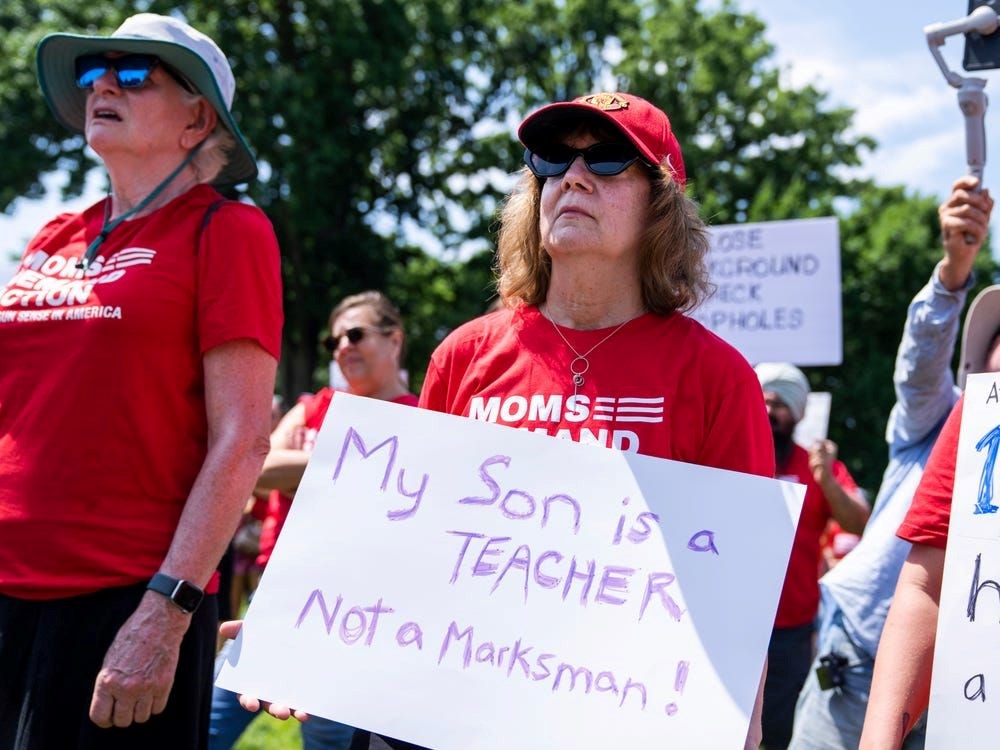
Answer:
[
  {"left": 927, "top": 374, "right": 1000, "bottom": 747},
  {"left": 216, "top": 395, "right": 804, "bottom": 749},
  {"left": 794, "top": 392, "right": 832, "bottom": 449},
  {"left": 692, "top": 217, "right": 842, "bottom": 366}
]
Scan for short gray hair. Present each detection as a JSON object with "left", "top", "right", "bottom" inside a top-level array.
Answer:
[{"left": 180, "top": 89, "right": 235, "bottom": 185}]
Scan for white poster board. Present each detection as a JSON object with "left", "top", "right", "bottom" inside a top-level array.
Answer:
[
  {"left": 794, "top": 392, "right": 832, "bottom": 448},
  {"left": 927, "top": 373, "right": 1000, "bottom": 747},
  {"left": 217, "top": 396, "right": 804, "bottom": 749},
  {"left": 693, "top": 217, "right": 842, "bottom": 366}
]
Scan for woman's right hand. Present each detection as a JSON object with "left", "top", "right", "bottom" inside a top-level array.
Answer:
[{"left": 218, "top": 620, "right": 310, "bottom": 722}]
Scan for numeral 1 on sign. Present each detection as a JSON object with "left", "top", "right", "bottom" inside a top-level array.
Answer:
[{"left": 975, "top": 425, "right": 1000, "bottom": 515}]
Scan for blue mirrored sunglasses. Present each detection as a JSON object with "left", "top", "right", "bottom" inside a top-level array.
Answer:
[
  {"left": 523, "top": 142, "right": 650, "bottom": 178},
  {"left": 74, "top": 53, "right": 194, "bottom": 93}
]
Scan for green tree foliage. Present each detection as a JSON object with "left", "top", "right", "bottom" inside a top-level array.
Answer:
[
  {"left": 0, "top": 1, "right": 102, "bottom": 209},
  {"left": 1, "top": 0, "right": 991, "bottom": 486}
]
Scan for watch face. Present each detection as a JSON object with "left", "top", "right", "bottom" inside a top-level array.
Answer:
[{"left": 173, "top": 580, "right": 204, "bottom": 613}]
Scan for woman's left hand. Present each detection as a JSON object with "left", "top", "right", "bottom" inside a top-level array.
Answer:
[
  {"left": 218, "top": 620, "right": 310, "bottom": 722},
  {"left": 89, "top": 592, "right": 189, "bottom": 727}
]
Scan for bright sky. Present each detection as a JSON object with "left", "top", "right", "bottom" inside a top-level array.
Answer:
[
  {"left": 2, "top": 0, "right": 998, "bottom": 282},
  {"left": 732, "top": 0, "right": 993, "bottom": 194}
]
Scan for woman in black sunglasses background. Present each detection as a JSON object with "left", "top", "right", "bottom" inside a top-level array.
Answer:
[
  {"left": 0, "top": 13, "right": 281, "bottom": 750},
  {"left": 418, "top": 92, "right": 774, "bottom": 749},
  {"left": 211, "top": 291, "right": 417, "bottom": 750}
]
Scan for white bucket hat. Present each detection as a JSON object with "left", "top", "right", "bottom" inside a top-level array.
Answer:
[
  {"left": 959, "top": 284, "right": 1000, "bottom": 388},
  {"left": 35, "top": 13, "right": 257, "bottom": 186}
]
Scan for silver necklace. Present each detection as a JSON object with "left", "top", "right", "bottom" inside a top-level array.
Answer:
[{"left": 542, "top": 307, "right": 634, "bottom": 393}]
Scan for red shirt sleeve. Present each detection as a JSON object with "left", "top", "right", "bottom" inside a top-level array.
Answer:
[
  {"left": 197, "top": 202, "right": 283, "bottom": 360},
  {"left": 897, "top": 394, "right": 964, "bottom": 549}
]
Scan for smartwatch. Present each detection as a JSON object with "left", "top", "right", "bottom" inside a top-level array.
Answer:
[{"left": 147, "top": 573, "right": 204, "bottom": 614}]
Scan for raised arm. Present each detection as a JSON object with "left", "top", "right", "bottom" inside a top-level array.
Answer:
[
  {"left": 809, "top": 440, "right": 870, "bottom": 534},
  {"left": 889, "top": 176, "right": 992, "bottom": 447}
]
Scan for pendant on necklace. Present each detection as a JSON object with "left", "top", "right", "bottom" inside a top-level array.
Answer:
[{"left": 570, "top": 356, "right": 589, "bottom": 387}]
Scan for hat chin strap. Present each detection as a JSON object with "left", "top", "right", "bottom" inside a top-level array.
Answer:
[{"left": 76, "top": 141, "right": 205, "bottom": 271}]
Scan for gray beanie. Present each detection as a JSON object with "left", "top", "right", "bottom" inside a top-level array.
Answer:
[{"left": 755, "top": 362, "right": 809, "bottom": 422}]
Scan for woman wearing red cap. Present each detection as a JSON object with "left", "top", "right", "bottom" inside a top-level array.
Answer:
[
  {"left": 422, "top": 91, "right": 772, "bottom": 493},
  {"left": 234, "top": 92, "right": 773, "bottom": 749},
  {"left": 419, "top": 91, "right": 774, "bottom": 748}
]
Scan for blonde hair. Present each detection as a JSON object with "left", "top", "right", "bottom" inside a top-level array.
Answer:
[{"left": 495, "top": 158, "right": 711, "bottom": 315}]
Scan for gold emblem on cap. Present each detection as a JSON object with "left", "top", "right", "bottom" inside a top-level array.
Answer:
[{"left": 579, "top": 93, "right": 630, "bottom": 111}]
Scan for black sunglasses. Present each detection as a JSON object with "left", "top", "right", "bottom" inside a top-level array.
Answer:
[
  {"left": 523, "top": 142, "right": 650, "bottom": 178},
  {"left": 322, "top": 326, "right": 391, "bottom": 353},
  {"left": 75, "top": 53, "right": 195, "bottom": 93}
]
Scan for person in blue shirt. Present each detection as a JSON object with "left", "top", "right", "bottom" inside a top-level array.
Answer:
[{"left": 788, "top": 174, "right": 994, "bottom": 750}]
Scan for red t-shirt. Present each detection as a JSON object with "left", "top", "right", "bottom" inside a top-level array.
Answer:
[
  {"left": 897, "top": 394, "right": 964, "bottom": 549},
  {"left": 419, "top": 305, "right": 774, "bottom": 474},
  {"left": 0, "top": 185, "right": 283, "bottom": 598},
  {"left": 256, "top": 387, "right": 420, "bottom": 566},
  {"left": 774, "top": 444, "right": 859, "bottom": 628}
]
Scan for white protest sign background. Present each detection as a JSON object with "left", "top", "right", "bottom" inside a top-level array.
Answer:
[
  {"left": 927, "top": 374, "right": 1000, "bottom": 748},
  {"left": 794, "top": 392, "right": 832, "bottom": 448},
  {"left": 217, "top": 395, "right": 804, "bottom": 749},
  {"left": 692, "top": 217, "right": 842, "bottom": 366}
]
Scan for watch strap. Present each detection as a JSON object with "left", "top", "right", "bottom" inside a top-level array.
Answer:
[{"left": 147, "top": 572, "right": 204, "bottom": 614}]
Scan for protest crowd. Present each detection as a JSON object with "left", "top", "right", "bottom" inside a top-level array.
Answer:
[{"left": 1, "top": 10, "right": 999, "bottom": 750}]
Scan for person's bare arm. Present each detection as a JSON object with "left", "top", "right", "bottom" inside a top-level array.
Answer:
[
  {"left": 89, "top": 340, "right": 276, "bottom": 728},
  {"left": 860, "top": 543, "right": 945, "bottom": 749},
  {"left": 255, "top": 402, "right": 310, "bottom": 493},
  {"left": 809, "top": 440, "right": 870, "bottom": 534}
]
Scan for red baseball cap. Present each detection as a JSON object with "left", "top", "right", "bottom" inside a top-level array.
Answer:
[{"left": 517, "top": 91, "right": 686, "bottom": 188}]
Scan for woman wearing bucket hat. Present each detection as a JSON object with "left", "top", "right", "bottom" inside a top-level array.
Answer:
[
  {"left": 862, "top": 285, "right": 1000, "bottom": 748},
  {"left": 0, "top": 12, "right": 281, "bottom": 749},
  {"left": 418, "top": 92, "right": 775, "bottom": 748}
]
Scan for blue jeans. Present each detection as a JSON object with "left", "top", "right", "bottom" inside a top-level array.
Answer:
[
  {"left": 788, "top": 610, "right": 926, "bottom": 750},
  {"left": 208, "top": 640, "right": 356, "bottom": 750}
]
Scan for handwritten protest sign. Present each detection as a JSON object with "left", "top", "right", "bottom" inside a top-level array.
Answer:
[
  {"left": 217, "top": 395, "right": 804, "bottom": 749},
  {"left": 927, "top": 374, "right": 1000, "bottom": 748},
  {"left": 692, "top": 217, "right": 842, "bottom": 366}
]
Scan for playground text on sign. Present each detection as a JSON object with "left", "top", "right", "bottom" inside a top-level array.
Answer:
[
  {"left": 927, "top": 374, "right": 1000, "bottom": 749},
  {"left": 692, "top": 217, "right": 842, "bottom": 366},
  {"left": 216, "top": 395, "right": 804, "bottom": 749}
]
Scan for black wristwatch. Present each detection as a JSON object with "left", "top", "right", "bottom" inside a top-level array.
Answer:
[{"left": 147, "top": 573, "right": 204, "bottom": 614}]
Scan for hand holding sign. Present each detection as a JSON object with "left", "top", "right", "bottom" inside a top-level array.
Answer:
[
  {"left": 217, "top": 396, "right": 804, "bottom": 749},
  {"left": 217, "top": 620, "right": 311, "bottom": 722}
]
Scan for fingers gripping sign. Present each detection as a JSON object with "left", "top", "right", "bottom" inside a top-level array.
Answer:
[
  {"left": 88, "top": 593, "right": 189, "bottom": 728},
  {"left": 219, "top": 619, "right": 311, "bottom": 723}
]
